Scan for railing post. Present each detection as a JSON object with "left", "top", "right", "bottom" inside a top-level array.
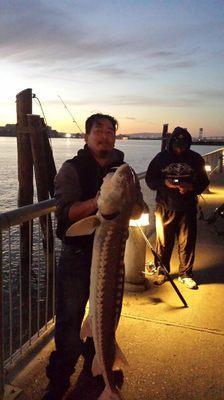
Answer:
[
  {"left": 219, "top": 151, "right": 223, "bottom": 173},
  {"left": 0, "top": 229, "right": 4, "bottom": 400}
]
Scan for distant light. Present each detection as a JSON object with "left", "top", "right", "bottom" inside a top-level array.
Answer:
[
  {"left": 129, "top": 213, "right": 149, "bottom": 227},
  {"left": 205, "top": 163, "right": 211, "bottom": 172},
  {"left": 65, "top": 133, "right": 72, "bottom": 138}
]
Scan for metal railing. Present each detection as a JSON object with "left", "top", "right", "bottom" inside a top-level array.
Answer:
[
  {"left": 203, "top": 147, "right": 224, "bottom": 174},
  {"left": 0, "top": 199, "right": 56, "bottom": 398},
  {"left": 0, "top": 147, "right": 223, "bottom": 398}
]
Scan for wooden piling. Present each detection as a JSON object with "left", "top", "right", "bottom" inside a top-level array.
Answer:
[
  {"left": 16, "top": 89, "right": 57, "bottom": 331},
  {"left": 16, "top": 89, "right": 33, "bottom": 340},
  {"left": 16, "top": 89, "right": 33, "bottom": 207},
  {"left": 161, "top": 123, "right": 170, "bottom": 151},
  {"left": 40, "top": 118, "right": 57, "bottom": 197},
  {"left": 28, "top": 115, "right": 55, "bottom": 320},
  {"left": 28, "top": 115, "right": 49, "bottom": 202}
]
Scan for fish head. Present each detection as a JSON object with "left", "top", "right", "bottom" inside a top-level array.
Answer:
[{"left": 97, "top": 163, "right": 136, "bottom": 218}]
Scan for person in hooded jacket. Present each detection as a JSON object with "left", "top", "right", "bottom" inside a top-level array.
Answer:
[
  {"left": 145, "top": 126, "right": 209, "bottom": 289},
  {"left": 42, "top": 113, "right": 146, "bottom": 400}
]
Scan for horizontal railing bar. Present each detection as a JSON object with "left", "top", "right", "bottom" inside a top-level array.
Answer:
[
  {"left": 202, "top": 147, "right": 224, "bottom": 157},
  {"left": 0, "top": 199, "right": 56, "bottom": 230},
  {"left": 137, "top": 172, "right": 146, "bottom": 180},
  {"left": 3, "top": 319, "right": 55, "bottom": 371}
]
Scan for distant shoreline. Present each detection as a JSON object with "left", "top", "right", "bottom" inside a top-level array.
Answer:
[{"left": 0, "top": 133, "right": 224, "bottom": 146}]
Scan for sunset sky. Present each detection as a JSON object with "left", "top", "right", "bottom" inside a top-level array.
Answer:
[{"left": 0, "top": 0, "right": 224, "bottom": 136}]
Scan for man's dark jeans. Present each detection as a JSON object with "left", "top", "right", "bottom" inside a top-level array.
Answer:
[
  {"left": 46, "top": 243, "right": 95, "bottom": 388},
  {"left": 155, "top": 204, "right": 197, "bottom": 276}
]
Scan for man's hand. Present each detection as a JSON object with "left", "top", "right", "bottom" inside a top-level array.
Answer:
[
  {"left": 165, "top": 179, "right": 193, "bottom": 194},
  {"left": 69, "top": 191, "right": 100, "bottom": 222}
]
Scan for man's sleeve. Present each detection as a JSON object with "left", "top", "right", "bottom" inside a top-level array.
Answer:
[
  {"left": 54, "top": 161, "right": 81, "bottom": 223},
  {"left": 145, "top": 154, "right": 164, "bottom": 191},
  {"left": 193, "top": 156, "right": 210, "bottom": 195}
]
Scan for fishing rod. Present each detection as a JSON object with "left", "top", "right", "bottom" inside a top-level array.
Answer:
[
  {"left": 32, "top": 93, "right": 48, "bottom": 125},
  {"left": 32, "top": 93, "right": 54, "bottom": 146},
  {"left": 58, "top": 95, "right": 83, "bottom": 134},
  {"left": 132, "top": 222, "right": 188, "bottom": 308}
]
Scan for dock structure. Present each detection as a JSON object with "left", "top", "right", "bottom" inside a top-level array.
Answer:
[{"left": 1, "top": 166, "right": 223, "bottom": 400}]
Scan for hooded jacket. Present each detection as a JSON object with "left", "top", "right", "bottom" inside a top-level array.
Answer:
[{"left": 145, "top": 128, "right": 209, "bottom": 211}]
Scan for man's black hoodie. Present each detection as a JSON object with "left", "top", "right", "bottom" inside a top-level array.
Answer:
[{"left": 145, "top": 127, "right": 210, "bottom": 211}]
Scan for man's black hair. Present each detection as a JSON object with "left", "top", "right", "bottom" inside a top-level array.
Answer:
[{"left": 85, "top": 113, "right": 118, "bottom": 135}]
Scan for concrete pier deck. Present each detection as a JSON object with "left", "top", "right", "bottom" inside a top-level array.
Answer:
[{"left": 5, "top": 172, "right": 224, "bottom": 400}]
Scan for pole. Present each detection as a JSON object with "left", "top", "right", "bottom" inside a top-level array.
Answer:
[
  {"left": 39, "top": 118, "right": 57, "bottom": 198},
  {"left": 135, "top": 223, "right": 188, "bottom": 307},
  {"left": 124, "top": 225, "right": 146, "bottom": 292},
  {"left": 16, "top": 89, "right": 34, "bottom": 338},
  {"left": 161, "top": 123, "right": 169, "bottom": 151},
  {"left": 219, "top": 152, "right": 223, "bottom": 173},
  {"left": 28, "top": 115, "right": 55, "bottom": 321}
]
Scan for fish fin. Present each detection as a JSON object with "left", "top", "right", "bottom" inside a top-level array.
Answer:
[
  {"left": 80, "top": 316, "right": 92, "bottom": 339},
  {"left": 66, "top": 216, "right": 100, "bottom": 236},
  {"left": 113, "top": 342, "right": 129, "bottom": 369},
  {"left": 92, "top": 355, "right": 103, "bottom": 377},
  {"left": 98, "top": 385, "right": 124, "bottom": 400}
]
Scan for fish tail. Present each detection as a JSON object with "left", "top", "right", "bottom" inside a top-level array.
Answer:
[
  {"left": 80, "top": 315, "right": 92, "bottom": 339},
  {"left": 98, "top": 385, "right": 124, "bottom": 400},
  {"left": 113, "top": 341, "right": 129, "bottom": 369},
  {"left": 92, "top": 354, "right": 103, "bottom": 377}
]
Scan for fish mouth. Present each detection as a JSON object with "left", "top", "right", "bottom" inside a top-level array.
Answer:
[{"left": 108, "top": 166, "right": 119, "bottom": 173}]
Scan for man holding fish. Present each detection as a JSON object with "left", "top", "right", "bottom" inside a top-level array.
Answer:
[{"left": 43, "top": 113, "right": 146, "bottom": 400}]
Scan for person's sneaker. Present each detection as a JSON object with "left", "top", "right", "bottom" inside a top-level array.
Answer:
[
  {"left": 154, "top": 274, "right": 168, "bottom": 285},
  {"left": 113, "top": 369, "right": 124, "bottom": 389},
  {"left": 81, "top": 361, "right": 124, "bottom": 388},
  {"left": 145, "top": 261, "right": 157, "bottom": 275},
  {"left": 41, "top": 383, "right": 69, "bottom": 400},
  {"left": 178, "top": 276, "right": 198, "bottom": 289}
]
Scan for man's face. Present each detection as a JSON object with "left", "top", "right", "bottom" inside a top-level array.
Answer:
[
  {"left": 172, "top": 135, "right": 188, "bottom": 155},
  {"left": 85, "top": 118, "right": 116, "bottom": 159},
  {"left": 172, "top": 145, "right": 187, "bottom": 155}
]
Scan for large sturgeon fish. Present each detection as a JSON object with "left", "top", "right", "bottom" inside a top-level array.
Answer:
[{"left": 66, "top": 163, "right": 139, "bottom": 400}]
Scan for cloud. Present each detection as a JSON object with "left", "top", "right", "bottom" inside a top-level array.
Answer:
[
  {"left": 104, "top": 94, "right": 199, "bottom": 108},
  {"left": 1, "top": 1, "right": 223, "bottom": 107},
  {"left": 190, "top": 89, "right": 224, "bottom": 99},
  {"left": 110, "top": 85, "right": 224, "bottom": 108},
  {"left": 150, "top": 60, "right": 197, "bottom": 72},
  {"left": 0, "top": 1, "right": 208, "bottom": 76}
]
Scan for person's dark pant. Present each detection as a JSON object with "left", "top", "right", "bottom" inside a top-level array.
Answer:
[
  {"left": 46, "top": 243, "right": 95, "bottom": 389},
  {"left": 155, "top": 204, "right": 197, "bottom": 277}
]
